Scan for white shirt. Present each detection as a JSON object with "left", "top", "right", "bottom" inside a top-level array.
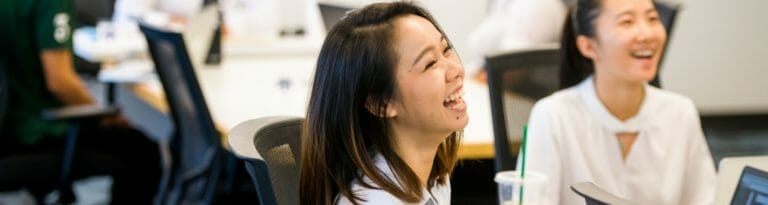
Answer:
[
  {"left": 465, "top": 0, "right": 568, "bottom": 75},
  {"left": 336, "top": 154, "right": 451, "bottom": 205},
  {"left": 523, "top": 76, "right": 717, "bottom": 205}
]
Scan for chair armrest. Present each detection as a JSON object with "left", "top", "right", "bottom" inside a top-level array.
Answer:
[{"left": 41, "top": 104, "right": 120, "bottom": 121}]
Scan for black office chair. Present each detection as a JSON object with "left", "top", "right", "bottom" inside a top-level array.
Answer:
[
  {"left": 227, "top": 116, "right": 303, "bottom": 205},
  {"left": 571, "top": 182, "right": 635, "bottom": 205},
  {"left": 0, "top": 62, "right": 120, "bottom": 204},
  {"left": 651, "top": 1, "right": 681, "bottom": 88},
  {"left": 139, "top": 23, "right": 224, "bottom": 205},
  {"left": 486, "top": 45, "right": 561, "bottom": 172}
]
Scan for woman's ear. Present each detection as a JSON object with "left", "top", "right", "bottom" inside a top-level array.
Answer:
[
  {"left": 577, "top": 35, "right": 598, "bottom": 61},
  {"left": 365, "top": 98, "right": 398, "bottom": 118}
]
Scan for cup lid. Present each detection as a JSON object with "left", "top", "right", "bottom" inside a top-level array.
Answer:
[{"left": 494, "top": 170, "right": 547, "bottom": 184}]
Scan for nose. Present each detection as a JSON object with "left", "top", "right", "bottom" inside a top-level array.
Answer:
[
  {"left": 445, "top": 58, "right": 465, "bottom": 82},
  {"left": 635, "top": 20, "right": 658, "bottom": 44}
]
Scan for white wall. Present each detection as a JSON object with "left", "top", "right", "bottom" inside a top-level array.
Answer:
[{"left": 661, "top": 0, "right": 768, "bottom": 115}]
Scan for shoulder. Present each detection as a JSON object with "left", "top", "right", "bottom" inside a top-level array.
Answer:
[
  {"left": 336, "top": 155, "right": 406, "bottom": 205},
  {"left": 531, "top": 86, "right": 583, "bottom": 117},
  {"left": 430, "top": 179, "right": 452, "bottom": 204},
  {"left": 647, "top": 86, "right": 699, "bottom": 116},
  {"left": 336, "top": 185, "right": 404, "bottom": 205}
]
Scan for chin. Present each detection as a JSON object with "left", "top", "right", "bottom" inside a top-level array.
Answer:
[{"left": 634, "top": 67, "right": 658, "bottom": 82}]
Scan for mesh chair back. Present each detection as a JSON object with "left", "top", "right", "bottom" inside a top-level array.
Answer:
[
  {"left": 486, "top": 46, "right": 560, "bottom": 172},
  {"left": 140, "top": 24, "right": 222, "bottom": 205},
  {"left": 228, "top": 116, "right": 303, "bottom": 205}
]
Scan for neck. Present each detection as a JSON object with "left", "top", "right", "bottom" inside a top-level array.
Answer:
[
  {"left": 389, "top": 125, "right": 448, "bottom": 187},
  {"left": 593, "top": 74, "right": 646, "bottom": 121}
]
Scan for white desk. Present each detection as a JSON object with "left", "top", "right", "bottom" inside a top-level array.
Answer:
[
  {"left": 715, "top": 156, "right": 768, "bottom": 205},
  {"left": 126, "top": 54, "right": 496, "bottom": 159}
]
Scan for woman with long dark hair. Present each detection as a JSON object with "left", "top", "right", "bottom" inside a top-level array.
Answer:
[
  {"left": 300, "top": 2, "right": 466, "bottom": 204},
  {"left": 524, "top": 0, "right": 716, "bottom": 204}
]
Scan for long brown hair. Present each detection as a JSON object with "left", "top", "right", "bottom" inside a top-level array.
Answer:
[
  {"left": 300, "top": 2, "right": 460, "bottom": 204},
  {"left": 559, "top": 0, "right": 602, "bottom": 89}
]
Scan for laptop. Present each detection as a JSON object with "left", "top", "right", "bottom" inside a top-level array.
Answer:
[
  {"left": 716, "top": 156, "right": 768, "bottom": 204},
  {"left": 731, "top": 166, "right": 768, "bottom": 205},
  {"left": 318, "top": 2, "right": 355, "bottom": 32},
  {"left": 571, "top": 182, "right": 635, "bottom": 205}
]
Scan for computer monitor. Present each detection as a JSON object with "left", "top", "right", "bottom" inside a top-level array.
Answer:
[
  {"left": 318, "top": 2, "right": 354, "bottom": 32},
  {"left": 731, "top": 166, "right": 768, "bottom": 205}
]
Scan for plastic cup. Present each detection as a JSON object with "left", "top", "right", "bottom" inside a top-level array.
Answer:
[{"left": 494, "top": 170, "right": 547, "bottom": 205}]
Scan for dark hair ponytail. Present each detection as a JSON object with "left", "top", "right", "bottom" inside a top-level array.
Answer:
[{"left": 559, "top": 0, "right": 601, "bottom": 89}]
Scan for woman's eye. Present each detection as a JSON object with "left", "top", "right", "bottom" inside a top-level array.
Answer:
[
  {"left": 620, "top": 19, "right": 633, "bottom": 26},
  {"left": 648, "top": 16, "right": 659, "bottom": 22},
  {"left": 443, "top": 45, "right": 453, "bottom": 55},
  {"left": 425, "top": 60, "right": 436, "bottom": 70}
]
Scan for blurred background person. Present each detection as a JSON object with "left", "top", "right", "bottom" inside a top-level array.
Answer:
[
  {"left": 522, "top": 0, "right": 716, "bottom": 204},
  {"left": 0, "top": 0, "right": 161, "bottom": 204},
  {"left": 465, "top": 0, "right": 568, "bottom": 82},
  {"left": 112, "top": 0, "right": 204, "bottom": 29}
]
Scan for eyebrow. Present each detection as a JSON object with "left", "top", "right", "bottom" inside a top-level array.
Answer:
[
  {"left": 645, "top": 8, "right": 658, "bottom": 15},
  {"left": 616, "top": 8, "right": 658, "bottom": 19},
  {"left": 411, "top": 36, "right": 447, "bottom": 67},
  {"left": 615, "top": 10, "right": 634, "bottom": 19}
]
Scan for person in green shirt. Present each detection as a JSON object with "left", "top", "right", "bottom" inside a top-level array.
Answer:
[{"left": 0, "top": 0, "right": 160, "bottom": 204}]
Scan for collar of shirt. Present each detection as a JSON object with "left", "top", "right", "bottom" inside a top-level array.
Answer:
[
  {"left": 577, "top": 76, "right": 656, "bottom": 134},
  {"left": 370, "top": 154, "right": 448, "bottom": 205}
]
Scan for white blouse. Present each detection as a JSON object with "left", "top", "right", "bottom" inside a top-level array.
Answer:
[
  {"left": 523, "top": 76, "right": 717, "bottom": 205},
  {"left": 336, "top": 154, "right": 451, "bottom": 205}
]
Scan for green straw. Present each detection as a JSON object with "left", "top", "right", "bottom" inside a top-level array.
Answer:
[{"left": 518, "top": 125, "right": 528, "bottom": 205}]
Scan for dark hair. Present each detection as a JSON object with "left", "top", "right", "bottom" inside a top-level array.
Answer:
[
  {"left": 300, "top": 2, "right": 460, "bottom": 205},
  {"left": 559, "top": 0, "right": 602, "bottom": 89}
]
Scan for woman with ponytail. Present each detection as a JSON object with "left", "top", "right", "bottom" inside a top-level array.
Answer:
[{"left": 522, "top": 0, "right": 716, "bottom": 204}]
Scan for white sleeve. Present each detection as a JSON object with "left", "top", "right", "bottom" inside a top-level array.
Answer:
[
  {"left": 464, "top": 1, "right": 510, "bottom": 76},
  {"left": 680, "top": 101, "right": 717, "bottom": 205},
  {"left": 520, "top": 100, "right": 562, "bottom": 205},
  {"left": 465, "top": 0, "right": 567, "bottom": 76},
  {"left": 497, "top": 0, "right": 567, "bottom": 50}
]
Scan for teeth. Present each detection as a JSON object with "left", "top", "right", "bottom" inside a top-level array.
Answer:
[
  {"left": 444, "top": 89, "right": 464, "bottom": 102},
  {"left": 449, "top": 98, "right": 466, "bottom": 110},
  {"left": 632, "top": 50, "right": 653, "bottom": 57}
]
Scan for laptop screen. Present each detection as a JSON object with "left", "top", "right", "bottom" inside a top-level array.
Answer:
[
  {"left": 731, "top": 166, "right": 768, "bottom": 205},
  {"left": 318, "top": 3, "right": 354, "bottom": 32}
]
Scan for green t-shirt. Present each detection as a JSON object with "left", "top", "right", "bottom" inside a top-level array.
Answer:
[{"left": 0, "top": 0, "right": 73, "bottom": 145}]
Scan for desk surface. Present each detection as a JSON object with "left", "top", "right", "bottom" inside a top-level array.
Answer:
[{"left": 125, "top": 55, "right": 497, "bottom": 159}]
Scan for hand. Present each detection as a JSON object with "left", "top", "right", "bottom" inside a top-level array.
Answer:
[{"left": 100, "top": 115, "right": 133, "bottom": 128}]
